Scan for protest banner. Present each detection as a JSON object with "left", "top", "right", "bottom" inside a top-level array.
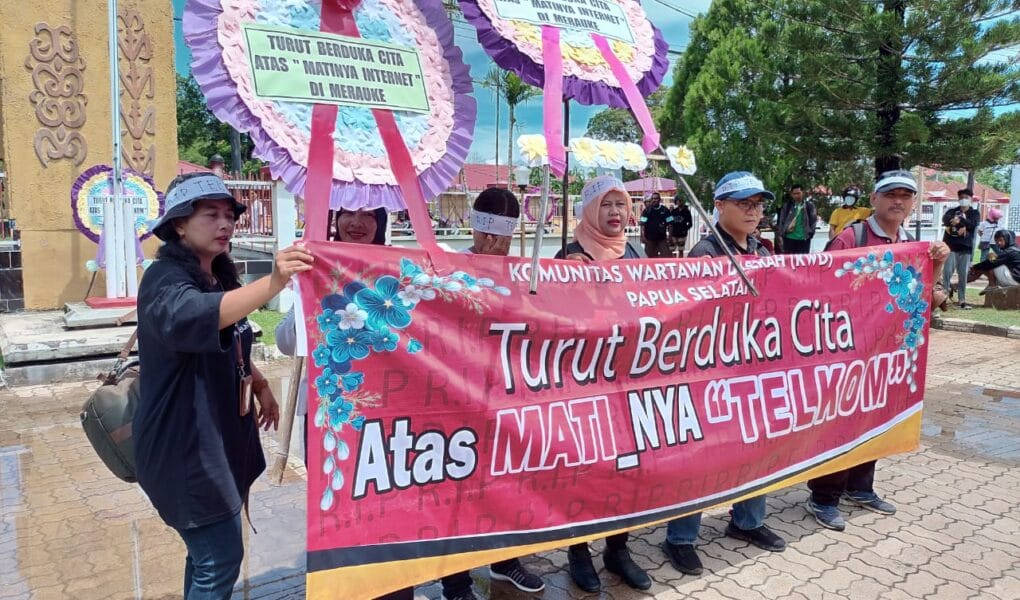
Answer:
[{"left": 299, "top": 241, "right": 934, "bottom": 599}]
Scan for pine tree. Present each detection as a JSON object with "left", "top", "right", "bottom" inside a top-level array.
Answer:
[{"left": 659, "top": 0, "right": 1020, "bottom": 194}]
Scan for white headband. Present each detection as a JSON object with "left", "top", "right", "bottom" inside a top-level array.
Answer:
[
  {"left": 714, "top": 175, "right": 764, "bottom": 198},
  {"left": 471, "top": 210, "right": 519, "bottom": 237},
  {"left": 164, "top": 174, "right": 231, "bottom": 209}
]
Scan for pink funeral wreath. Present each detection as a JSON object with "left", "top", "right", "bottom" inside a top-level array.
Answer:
[{"left": 184, "top": 0, "right": 477, "bottom": 211}]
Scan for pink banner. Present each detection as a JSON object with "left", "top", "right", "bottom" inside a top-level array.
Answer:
[{"left": 300, "top": 242, "right": 933, "bottom": 598}]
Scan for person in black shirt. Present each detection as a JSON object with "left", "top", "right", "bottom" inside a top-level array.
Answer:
[
  {"left": 942, "top": 188, "right": 981, "bottom": 308},
  {"left": 670, "top": 195, "right": 693, "bottom": 257},
  {"left": 135, "top": 173, "right": 313, "bottom": 599},
  {"left": 662, "top": 171, "right": 786, "bottom": 578},
  {"left": 639, "top": 192, "right": 673, "bottom": 258},
  {"left": 970, "top": 229, "right": 1020, "bottom": 289}
]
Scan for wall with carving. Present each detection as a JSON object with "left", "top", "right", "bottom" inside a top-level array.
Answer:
[{"left": 0, "top": 0, "right": 177, "bottom": 309}]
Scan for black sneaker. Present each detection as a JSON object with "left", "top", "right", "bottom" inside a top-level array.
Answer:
[
  {"left": 441, "top": 590, "right": 478, "bottom": 600},
  {"left": 724, "top": 523, "right": 786, "bottom": 552},
  {"left": 567, "top": 545, "right": 601, "bottom": 593},
  {"left": 603, "top": 547, "right": 652, "bottom": 590},
  {"left": 662, "top": 541, "right": 703, "bottom": 575},
  {"left": 489, "top": 559, "right": 545, "bottom": 593}
]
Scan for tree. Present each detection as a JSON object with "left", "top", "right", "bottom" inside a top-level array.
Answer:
[
  {"left": 176, "top": 74, "right": 256, "bottom": 173},
  {"left": 585, "top": 109, "right": 640, "bottom": 144},
  {"left": 478, "top": 67, "right": 504, "bottom": 174},
  {"left": 778, "top": 0, "right": 1020, "bottom": 176},
  {"left": 659, "top": 0, "right": 1020, "bottom": 203},
  {"left": 501, "top": 71, "right": 540, "bottom": 186},
  {"left": 585, "top": 88, "right": 669, "bottom": 144},
  {"left": 478, "top": 69, "right": 538, "bottom": 185},
  {"left": 976, "top": 165, "right": 1012, "bottom": 193}
]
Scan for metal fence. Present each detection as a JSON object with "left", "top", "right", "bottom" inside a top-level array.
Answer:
[{"left": 225, "top": 179, "right": 274, "bottom": 237}]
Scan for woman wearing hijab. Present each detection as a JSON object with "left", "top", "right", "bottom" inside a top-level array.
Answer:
[
  {"left": 556, "top": 175, "right": 641, "bottom": 262},
  {"left": 554, "top": 176, "right": 650, "bottom": 593},
  {"left": 135, "top": 172, "right": 313, "bottom": 599}
]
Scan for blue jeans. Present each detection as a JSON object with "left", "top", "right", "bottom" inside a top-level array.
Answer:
[
  {"left": 666, "top": 496, "right": 767, "bottom": 545},
  {"left": 175, "top": 512, "right": 244, "bottom": 600}
]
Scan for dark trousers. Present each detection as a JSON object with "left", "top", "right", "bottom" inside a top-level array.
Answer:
[
  {"left": 808, "top": 460, "right": 877, "bottom": 507},
  {"left": 644, "top": 239, "right": 671, "bottom": 258},
  {"left": 441, "top": 559, "right": 519, "bottom": 597},
  {"left": 781, "top": 237, "right": 812, "bottom": 254},
  {"left": 376, "top": 590, "right": 413, "bottom": 600},
  {"left": 569, "top": 532, "right": 629, "bottom": 556}
]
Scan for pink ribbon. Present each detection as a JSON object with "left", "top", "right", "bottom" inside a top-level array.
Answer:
[
  {"left": 591, "top": 34, "right": 660, "bottom": 153},
  {"left": 541, "top": 26, "right": 566, "bottom": 177}
]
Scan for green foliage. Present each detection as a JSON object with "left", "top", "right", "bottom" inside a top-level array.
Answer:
[
  {"left": 480, "top": 68, "right": 539, "bottom": 183},
  {"left": 177, "top": 74, "right": 260, "bottom": 172},
  {"left": 659, "top": 0, "right": 1020, "bottom": 201},
  {"left": 585, "top": 88, "right": 668, "bottom": 144},
  {"left": 976, "top": 165, "right": 1012, "bottom": 192}
]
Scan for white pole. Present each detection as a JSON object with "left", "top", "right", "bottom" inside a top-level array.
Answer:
[
  {"left": 272, "top": 182, "right": 298, "bottom": 313},
  {"left": 108, "top": 0, "right": 127, "bottom": 298},
  {"left": 527, "top": 166, "right": 550, "bottom": 294},
  {"left": 123, "top": 201, "right": 138, "bottom": 296},
  {"left": 103, "top": 198, "right": 119, "bottom": 298},
  {"left": 113, "top": 202, "right": 127, "bottom": 297}
]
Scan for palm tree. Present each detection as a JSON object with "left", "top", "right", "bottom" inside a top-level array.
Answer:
[
  {"left": 479, "top": 67, "right": 504, "bottom": 181},
  {"left": 480, "top": 68, "right": 539, "bottom": 186}
]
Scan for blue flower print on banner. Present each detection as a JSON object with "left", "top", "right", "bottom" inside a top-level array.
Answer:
[
  {"left": 326, "top": 329, "right": 374, "bottom": 362},
  {"left": 310, "top": 257, "right": 509, "bottom": 510},
  {"left": 835, "top": 249, "right": 928, "bottom": 393},
  {"left": 355, "top": 276, "right": 413, "bottom": 330}
]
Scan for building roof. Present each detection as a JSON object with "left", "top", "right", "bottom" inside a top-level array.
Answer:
[
  {"left": 177, "top": 160, "right": 214, "bottom": 175},
  {"left": 920, "top": 171, "right": 1008, "bottom": 202},
  {"left": 461, "top": 163, "right": 510, "bottom": 191}
]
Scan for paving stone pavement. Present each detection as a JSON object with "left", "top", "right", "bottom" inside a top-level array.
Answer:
[{"left": 0, "top": 329, "right": 1017, "bottom": 600}]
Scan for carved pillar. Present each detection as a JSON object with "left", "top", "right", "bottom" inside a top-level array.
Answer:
[
  {"left": 24, "top": 23, "right": 88, "bottom": 167},
  {"left": 117, "top": 8, "right": 155, "bottom": 176}
]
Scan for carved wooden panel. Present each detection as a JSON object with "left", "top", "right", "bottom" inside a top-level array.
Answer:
[
  {"left": 118, "top": 8, "right": 155, "bottom": 176},
  {"left": 24, "top": 23, "right": 88, "bottom": 167}
]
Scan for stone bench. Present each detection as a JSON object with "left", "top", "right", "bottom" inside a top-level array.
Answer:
[{"left": 981, "top": 285, "right": 1020, "bottom": 310}]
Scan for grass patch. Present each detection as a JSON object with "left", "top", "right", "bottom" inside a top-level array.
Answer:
[
  {"left": 250, "top": 309, "right": 285, "bottom": 346},
  {"left": 938, "top": 304, "right": 1020, "bottom": 328}
]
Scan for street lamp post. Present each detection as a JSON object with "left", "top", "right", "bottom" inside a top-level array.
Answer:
[{"left": 514, "top": 165, "right": 531, "bottom": 257}]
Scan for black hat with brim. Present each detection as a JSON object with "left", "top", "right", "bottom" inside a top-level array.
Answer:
[{"left": 149, "top": 174, "right": 246, "bottom": 241}]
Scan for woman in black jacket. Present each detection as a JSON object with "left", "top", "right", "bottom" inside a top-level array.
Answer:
[{"left": 135, "top": 172, "right": 312, "bottom": 599}]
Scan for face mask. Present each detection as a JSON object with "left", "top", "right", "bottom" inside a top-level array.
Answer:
[
  {"left": 843, "top": 196, "right": 856, "bottom": 206},
  {"left": 959, "top": 199, "right": 972, "bottom": 209}
]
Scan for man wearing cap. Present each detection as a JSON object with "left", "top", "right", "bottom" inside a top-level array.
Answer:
[
  {"left": 828, "top": 186, "right": 871, "bottom": 239},
  {"left": 942, "top": 188, "right": 980, "bottom": 309},
  {"left": 661, "top": 171, "right": 787, "bottom": 576},
  {"left": 776, "top": 184, "right": 817, "bottom": 254},
  {"left": 807, "top": 169, "right": 949, "bottom": 531},
  {"left": 640, "top": 192, "right": 673, "bottom": 258}
]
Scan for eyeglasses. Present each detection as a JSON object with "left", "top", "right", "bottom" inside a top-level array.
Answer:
[{"left": 733, "top": 199, "right": 766, "bottom": 212}]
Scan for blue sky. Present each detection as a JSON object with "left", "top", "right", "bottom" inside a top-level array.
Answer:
[{"left": 171, "top": 0, "right": 712, "bottom": 163}]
